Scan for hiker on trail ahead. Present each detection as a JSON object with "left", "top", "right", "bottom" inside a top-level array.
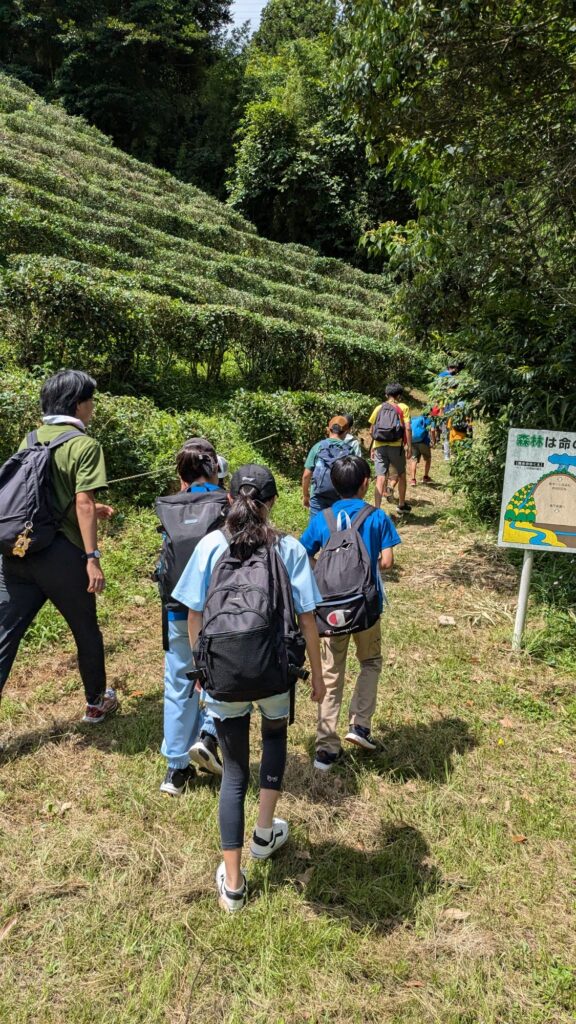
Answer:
[
  {"left": 341, "top": 413, "right": 362, "bottom": 457},
  {"left": 302, "top": 416, "right": 354, "bottom": 518},
  {"left": 369, "top": 384, "right": 412, "bottom": 513},
  {"left": 0, "top": 370, "right": 118, "bottom": 724},
  {"left": 154, "top": 438, "right": 228, "bottom": 797},
  {"left": 409, "top": 412, "right": 434, "bottom": 487},
  {"left": 173, "top": 464, "right": 324, "bottom": 913},
  {"left": 300, "top": 456, "right": 400, "bottom": 771}
]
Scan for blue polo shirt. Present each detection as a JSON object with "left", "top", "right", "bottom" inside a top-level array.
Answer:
[{"left": 299, "top": 499, "right": 401, "bottom": 612}]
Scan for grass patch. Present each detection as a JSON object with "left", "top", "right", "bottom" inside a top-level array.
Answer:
[{"left": 1, "top": 449, "right": 575, "bottom": 1023}]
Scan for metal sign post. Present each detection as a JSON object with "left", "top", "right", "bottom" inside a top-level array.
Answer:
[{"left": 498, "top": 427, "right": 576, "bottom": 651}]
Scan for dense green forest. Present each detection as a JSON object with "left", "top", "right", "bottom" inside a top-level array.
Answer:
[{"left": 2, "top": 0, "right": 576, "bottom": 515}]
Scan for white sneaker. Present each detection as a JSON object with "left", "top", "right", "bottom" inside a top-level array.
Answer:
[
  {"left": 189, "top": 733, "right": 223, "bottom": 776},
  {"left": 250, "top": 818, "right": 289, "bottom": 860},
  {"left": 215, "top": 862, "right": 247, "bottom": 913}
]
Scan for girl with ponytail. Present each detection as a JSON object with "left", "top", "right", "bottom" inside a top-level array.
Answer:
[{"left": 173, "top": 464, "right": 325, "bottom": 913}]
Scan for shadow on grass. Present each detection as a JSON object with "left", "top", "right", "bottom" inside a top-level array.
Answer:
[
  {"left": 290, "top": 716, "right": 477, "bottom": 797},
  {"left": 256, "top": 823, "right": 441, "bottom": 935},
  {"left": 373, "top": 716, "right": 477, "bottom": 782},
  {"left": 0, "top": 692, "right": 164, "bottom": 763}
]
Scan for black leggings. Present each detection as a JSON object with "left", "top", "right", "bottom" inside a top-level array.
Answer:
[{"left": 214, "top": 713, "right": 288, "bottom": 850}]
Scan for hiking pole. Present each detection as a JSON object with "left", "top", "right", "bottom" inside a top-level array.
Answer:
[{"left": 512, "top": 550, "right": 535, "bottom": 651}]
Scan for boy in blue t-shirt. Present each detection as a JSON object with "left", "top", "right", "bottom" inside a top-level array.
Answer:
[
  {"left": 409, "top": 413, "right": 434, "bottom": 486},
  {"left": 300, "top": 456, "right": 401, "bottom": 770}
]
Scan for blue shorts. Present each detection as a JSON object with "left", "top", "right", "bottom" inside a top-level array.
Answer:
[{"left": 204, "top": 690, "right": 290, "bottom": 722}]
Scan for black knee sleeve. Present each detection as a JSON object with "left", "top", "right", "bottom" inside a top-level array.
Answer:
[{"left": 260, "top": 715, "right": 288, "bottom": 792}]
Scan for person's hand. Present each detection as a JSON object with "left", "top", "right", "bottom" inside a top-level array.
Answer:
[
  {"left": 302, "top": 495, "right": 310, "bottom": 509},
  {"left": 86, "top": 558, "right": 105, "bottom": 594},
  {"left": 310, "top": 672, "right": 325, "bottom": 704},
  {"left": 95, "top": 503, "right": 115, "bottom": 520}
]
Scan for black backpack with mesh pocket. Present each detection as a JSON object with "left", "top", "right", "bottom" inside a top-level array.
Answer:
[
  {"left": 193, "top": 540, "right": 306, "bottom": 702},
  {"left": 313, "top": 505, "right": 380, "bottom": 637}
]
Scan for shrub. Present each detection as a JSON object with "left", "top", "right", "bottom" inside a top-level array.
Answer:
[{"left": 227, "top": 389, "right": 379, "bottom": 470}]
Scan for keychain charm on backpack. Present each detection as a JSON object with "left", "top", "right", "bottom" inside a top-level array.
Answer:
[{"left": 12, "top": 522, "right": 33, "bottom": 557}]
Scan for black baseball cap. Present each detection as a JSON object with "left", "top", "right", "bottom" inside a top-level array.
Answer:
[{"left": 230, "top": 464, "right": 278, "bottom": 502}]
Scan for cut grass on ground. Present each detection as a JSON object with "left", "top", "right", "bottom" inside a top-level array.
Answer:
[{"left": 0, "top": 454, "right": 575, "bottom": 1024}]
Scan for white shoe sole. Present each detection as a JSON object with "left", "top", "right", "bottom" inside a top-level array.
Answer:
[
  {"left": 189, "top": 742, "right": 223, "bottom": 777},
  {"left": 159, "top": 782, "right": 184, "bottom": 797},
  {"left": 250, "top": 821, "right": 289, "bottom": 860},
  {"left": 313, "top": 758, "right": 334, "bottom": 771},
  {"left": 345, "top": 731, "right": 378, "bottom": 751},
  {"left": 215, "top": 863, "right": 247, "bottom": 912}
]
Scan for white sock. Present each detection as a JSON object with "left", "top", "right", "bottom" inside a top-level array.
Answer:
[
  {"left": 254, "top": 824, "right": 273, "bottom": 841},
  {"left": 226, "top": 877, "right": 245, "bottom": 894}
]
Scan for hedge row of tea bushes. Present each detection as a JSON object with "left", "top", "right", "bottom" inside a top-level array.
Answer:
[
  {"left": 0, "top": 369, "right": 376, "bottom": 504},
  {"left": 0, "top": 74, "right": 423, "bottom": 395}
]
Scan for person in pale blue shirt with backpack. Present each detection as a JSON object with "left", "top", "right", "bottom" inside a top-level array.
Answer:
[
  {"left": 154, "top": 438, "right": 227, "bottom": 796},
  {"left": 173, "top": 464, "right": 324, "bottom": 913}
]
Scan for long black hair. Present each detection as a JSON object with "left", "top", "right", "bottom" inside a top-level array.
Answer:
[{"left": 227, "top": 485, "right": 282, "bottom": 562}]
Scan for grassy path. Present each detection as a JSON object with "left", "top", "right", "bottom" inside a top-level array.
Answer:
[{"left": 0, "top": 458, "right": 575, "bottom": 1023}]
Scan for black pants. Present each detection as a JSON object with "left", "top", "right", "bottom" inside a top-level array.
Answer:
[
  {"left": 0, "top": 534, "right": 106, "bottom": 704},
  {"left": 214, "top": 713, "right": 288, "bottom": 850}
]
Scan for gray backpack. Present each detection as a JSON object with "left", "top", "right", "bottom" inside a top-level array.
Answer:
[
  {"left": 371, "top": 402, "right": 405, "bottom": 443},
  {"left": 313, "top": 505, "right": 380, "bottom": 636},
  {"left": 0, "top": 430, "right": 81, "bottom": 557},
  {"left": 193, "top": 537, "right": 306, "bottom": 703}
]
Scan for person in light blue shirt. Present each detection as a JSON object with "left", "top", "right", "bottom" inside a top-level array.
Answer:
[
  {"left": 300, "top": 456, "right": 401, "bottom": 771},
  {"left": 157, "top": 439, "right": 225, "bottom": 798},
  {"left": 173, "top": 464, "right": 324, "bottom": 914}
]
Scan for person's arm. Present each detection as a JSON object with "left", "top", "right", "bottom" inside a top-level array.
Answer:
[
  {"left": 76, "top": 490, "right": 105, "bottom": 594},
  {"left": 188, "top": 609, "right": 203, "bottom": 650},
  {"left": 302, "top": 468, "right": 313, "bottom": 508},
  {"left": 380, "top": 546, "right": 394, "bottom": 572},
  {"left": 298, "top": 611, "right": 325, "bottom": 704},
  {"left": 404, "top": 424, "right": 413, "bottom": 460}
]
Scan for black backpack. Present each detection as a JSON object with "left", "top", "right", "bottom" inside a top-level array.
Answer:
[
  {"left": 154, "top": 488, "right": 228, "bottom": 612},
  {"left": 193, "top": 539, "right": 306, "bottom": 703},
  {"left": 312, "top": 439, "right": 353, "bottom": 502},
  {"left": 371, "top": 402, "right": 405, "bottom": 443},
  {"left": 313, "top": 505, "right": 380, "bottom": 637},
  {"left": 0, "top": 429, "right": 82, "bottom": 558}
]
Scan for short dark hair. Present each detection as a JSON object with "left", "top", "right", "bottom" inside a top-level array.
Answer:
[
  {"left": 385, "top": 382, "right": 404, "bottom": 399},
  {"left": 40, "top": 370, "right": 97, "bottom": 417},
  {"left": 330, "top": 456, "right": 371, "bottom": 498},
  {"left": 342, "top": 412, "right": 354, "bottom": 430}
]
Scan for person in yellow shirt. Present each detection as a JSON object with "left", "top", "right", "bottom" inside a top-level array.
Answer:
[{"left": 369, "top": 383, "right": 412, "bottom": 513}]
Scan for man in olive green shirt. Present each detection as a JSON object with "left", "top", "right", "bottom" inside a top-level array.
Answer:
[{"left": 0, "top": 370, "right": 118, "bottom": 724}]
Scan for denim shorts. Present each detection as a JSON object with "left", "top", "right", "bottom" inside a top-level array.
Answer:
[{"left": 203, "top": 690, "right": 291, "bottom": 721}]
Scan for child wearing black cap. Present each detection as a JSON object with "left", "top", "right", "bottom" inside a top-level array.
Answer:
[{"left": 173, "top": 464, "right": 324, "bottom": 913}]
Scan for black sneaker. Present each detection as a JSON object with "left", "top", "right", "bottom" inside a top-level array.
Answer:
[
  {"left": 345, "top": 725, "right": 378, "bottom": 751},
  {"left": 397, "top": 502, "right": 412, "bottom": 513},
  {"left": 313, "top": 749, "right": 344, "bottom": 772},
  {"left": 189, "top": 732, "right": 223, "bottom": 777},
  {"left": 159, "top": 765, "right": 196, "bottom": 796}
]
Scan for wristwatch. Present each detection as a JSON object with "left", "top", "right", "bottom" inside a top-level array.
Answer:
[{"left": 85, "top": 549, "right": 101, "bottom": 560}]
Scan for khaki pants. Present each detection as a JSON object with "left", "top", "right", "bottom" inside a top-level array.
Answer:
[{"left": 316, "top": 619, "right": 382, "bottom": 755}]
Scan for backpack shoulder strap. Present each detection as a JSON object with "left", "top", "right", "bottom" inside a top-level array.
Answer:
[
  {"left": 350, "top": 504, "right": 376, "bottom": 533},
  {"left": 46, "top": 430, "right": 86, "bottom": 450},
  {"left": 323, "top": 508, "right": 338, "bottom": 533},
  {"left": 26, "top": 430, "right": 38, "bottom": 447}
]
